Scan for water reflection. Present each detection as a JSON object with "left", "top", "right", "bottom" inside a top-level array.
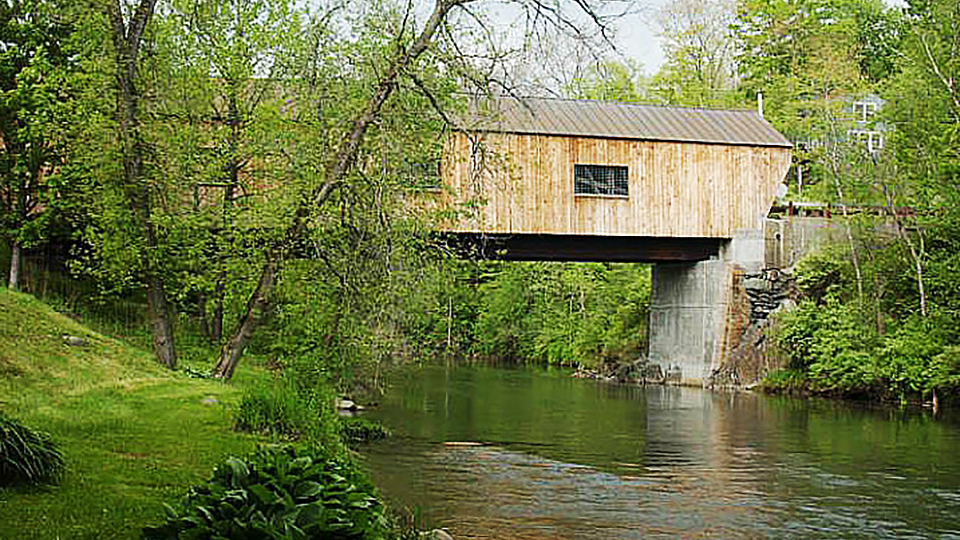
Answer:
[{"left": 360, "top": 365, "right": 960, "bottom": 539}]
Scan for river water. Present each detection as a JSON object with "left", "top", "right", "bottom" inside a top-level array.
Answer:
[{"left": 359, "top": 365, "right": 960, "bottom": 539}]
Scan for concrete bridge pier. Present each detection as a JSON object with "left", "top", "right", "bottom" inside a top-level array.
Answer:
[{"left": 648, "top": 230, "right": 765, "bottom": 386}]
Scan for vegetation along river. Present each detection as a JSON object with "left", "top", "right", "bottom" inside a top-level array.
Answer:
[{"left": 359, "top": 365, "right": 960, "bottom": 539}]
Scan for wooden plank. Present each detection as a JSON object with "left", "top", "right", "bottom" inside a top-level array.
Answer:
[{"left": 441, "top": 132, "right": 792, "bottom": 239}]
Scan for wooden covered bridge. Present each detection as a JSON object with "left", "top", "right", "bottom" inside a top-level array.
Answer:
[
  {"left": 438, "top": 96, "right": 793, "bottom": 262},
  {"left": 435, "top": 96, "right": 794, "bottom": 385}
]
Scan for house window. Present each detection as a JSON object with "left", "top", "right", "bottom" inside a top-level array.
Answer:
[
  {"left": 852, "top": 101, "right": 877, "bottom": 122},
  {"left": 848, "top": 130, "right": 884, "bottom": 154},
  {"left": 574, "top": 164, "right": 628, "bottom": 197}
]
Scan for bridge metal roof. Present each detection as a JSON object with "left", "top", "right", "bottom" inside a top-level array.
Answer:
[{"left": 463, "top": 97, "right": 793, "bottom": 148}]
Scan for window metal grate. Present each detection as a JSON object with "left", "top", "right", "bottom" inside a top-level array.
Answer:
[
  {"left": 574, "top": 164, "right": 628, "bottom": 196},
  {"left": 401, "top": 159, "right": 442, "bottom": 191}
]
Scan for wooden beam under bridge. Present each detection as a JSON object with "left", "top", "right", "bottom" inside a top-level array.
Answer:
[{"left": 446, "top": 233, "right": 724, "bottom": 263}]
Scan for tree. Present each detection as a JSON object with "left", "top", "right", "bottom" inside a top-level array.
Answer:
[
  {"left": 653, "top": 0, "right": 739, "bottom": 107},
  {"left": 566, "top": 59, "right": 649, "bottom": 101},
  {"left": 154, "top": 0, "right": 304, "bottom": 343},
  {"left": 881, "top": 0, "right": 960, "bottom": 318},
  {"left": 0, "top": 0, "right": 72, "bottom": 290},
  {"left": 209, "top": 0, "right": 633, "bottom": 379},
  {"left": 105, "top": 0, "right": 178, "bottom": 368}
]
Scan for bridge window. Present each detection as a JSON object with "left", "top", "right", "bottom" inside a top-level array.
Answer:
[
  {"left": 574, "top": 164, "right": 629, "bottom": 197},
  {"left": 401, "top": 159, "right": 442, "bottom": 191}
]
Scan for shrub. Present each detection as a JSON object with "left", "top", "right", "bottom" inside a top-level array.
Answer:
[
  {"left": 339, "top": 417, "right": 390, "bottom": 446},
  {"left": 143, "top": 445, "right": 388, "bottom": 540},
  {"left": 793, "top": 249, "right": 852, "bottom": 303},
  {"left": 235, "top": 374, "right": 339, "bottom": 446},
  {"left": 0, "top": 413, "right": 64, "bottom": 487},
  {"left": 929, "top": 346, "right": 960, "bottom": 395},
  {"left": 770, "top": 299, "right": 823, "bottom": 370},
  {"left": 759, "top": 369, "right": 808, "bottom": 394}
]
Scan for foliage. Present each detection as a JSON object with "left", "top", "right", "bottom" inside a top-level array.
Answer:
[
  {"left": 0, "top": 0, "right": 77, "bottom": 287},
  {"left": 338, "top": 417, "right": 391, "bottom": 446},
  {"left": 652, "top": 0, "right": 741, "bottom": 107},
  {"left": 792, "top": 249, "right": 853, "bottom": 304},
  {"left": 0, "top": 412, "right": 63, "bottom": 487},
  {"left": 758, "top": 368, "right": 809, "bottom": 394},
  {"left": 467, "top": 262, "right": 650, "bottom": 367},
  {"left": 566, "top": 59, "right": 650, "bottom": 102},
  {"left": 235, "top": 372, "right": 339, "bottom": 446},
  {"left": 928, "top": 346, "right": 960, "bottom": 394},
  {"left": 771, "top": 246, "right": 960, "bottom": 400},
  {"left": 142, "top": 445, "right": 388, "bottom": 540}
]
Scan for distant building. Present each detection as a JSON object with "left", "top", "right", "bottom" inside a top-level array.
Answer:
[{"left": 845, "top": 94, "right": 886, "bottom": 155}]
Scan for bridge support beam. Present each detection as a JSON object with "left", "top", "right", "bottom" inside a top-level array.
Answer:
[{"left": 648, "top": 230, "right": 764, "bottom": 386}]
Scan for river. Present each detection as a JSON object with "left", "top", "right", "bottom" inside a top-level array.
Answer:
[{"left": 358, "top": 364, "right": 960, "bottom": 539}]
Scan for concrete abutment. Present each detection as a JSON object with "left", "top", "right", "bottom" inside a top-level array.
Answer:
[{"left": 648, "top": 219, "right": 831, "bottom": 386}]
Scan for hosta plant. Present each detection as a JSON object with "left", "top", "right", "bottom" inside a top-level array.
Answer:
[{"left": 142, "top": 445, "right": 388, "bottom": 539}]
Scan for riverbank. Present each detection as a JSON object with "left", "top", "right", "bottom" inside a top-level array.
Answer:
[
  {"left": 0, "top": 289, "right": 262, "bottom": 538},
  {"left": 0, "top": 290, "right": 399, "bottom": 539}
]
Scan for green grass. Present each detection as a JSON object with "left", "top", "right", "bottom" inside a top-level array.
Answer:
[{"left": 0, "top": 289, "right": 261, "bottom": 539}]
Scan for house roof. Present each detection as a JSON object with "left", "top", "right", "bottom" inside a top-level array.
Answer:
[{"left": 462, "top": 96, "right": 793, "bottom": 148}]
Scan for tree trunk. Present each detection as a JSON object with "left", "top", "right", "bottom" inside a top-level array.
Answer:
[
  {"left": 883, "top": 184, "right": 928, "bottom": 317},
  {"left": 211, "top": 275, "right": 225, "bottom": 342},
  {"left": 8, "top": 240, "right": 20, "bottom": 291},
  {"left": 211, "top": 257, "right": 276, "bottom": 379},
  {"left": 830, "top": 158, "right": 864, "bottom": 308},
  {"left": 109, "top": 0, "right": 176, "bottom": 368},
  {"left": 146, "top": 273, "right": 176, "bottom": 368},
  {"left": 198, "top": 293, "right": 211, "bottom": 340}
]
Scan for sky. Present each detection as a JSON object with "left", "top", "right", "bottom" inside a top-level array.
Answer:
[{"left": 613, "top": 0, "right": 669, "bottom": 75}]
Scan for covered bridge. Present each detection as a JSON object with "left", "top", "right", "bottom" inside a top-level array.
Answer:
[
  {"left": 437, "top": 96, "right": 793, "bottom": 386},
  {"left": 439, "top": 96, "right": 792, "bottom": 262}
]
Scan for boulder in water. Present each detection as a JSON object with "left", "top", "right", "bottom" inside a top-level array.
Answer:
[{"left": 420, "top": 529, "right": 454, "bottom": 540}]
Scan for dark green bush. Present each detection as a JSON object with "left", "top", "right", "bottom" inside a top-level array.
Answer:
[
  {"left": 793, "top": 249, "right": 852, "bottom": 304},
  {"left": 339, "top": 417, "right": 390, "bottom": 445},
  {"left": 143, "top": 445, "right": 388, "bottom": 540},
  {"left": 0, "top": 413, "right": 64, "bottom": 487}
]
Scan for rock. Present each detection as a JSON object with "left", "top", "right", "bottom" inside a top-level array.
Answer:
[
  {"left": 335, "top": 398, "right": 357, "bottom": 411},
  {"left": 420, "top": 529, "right": 454, "bottom": 540},
  {"left": 200, "top": 396, "right": 218, "bottom": 405},
  {"left": 63, "top": 335, "right": 86, "bottom": 347}
]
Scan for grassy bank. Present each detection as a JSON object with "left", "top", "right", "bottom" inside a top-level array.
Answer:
[{"left": 0, "top": 289, "right": 260, "bottom": 539}]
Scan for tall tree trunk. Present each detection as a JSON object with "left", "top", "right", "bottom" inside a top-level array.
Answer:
[
  {"left": 8, "top": 239, "right": 19, "bottom": 291},
  {"left": 146, "top": 273, "right": 176, "bottom": 368},
  {"left": 211, "top": 257, "right": 276, "bottom": 379},
  {"left": 211, "top": 274, "right": 225, "bottom": 342},
  {"left": 198, "top": 293, "right": 211, "bottom": 339},
  {"left": 831, "top": 162, "right": 864, "bottom": 308},
  {"left": 109, "top": 0, "right": 177, "bottom": 368},
  {"left": 212, "top": 0, "right": 472, "bottom": 379}
]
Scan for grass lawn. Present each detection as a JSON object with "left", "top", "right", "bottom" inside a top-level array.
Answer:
[{"left": 0, "top": 289, "right": 263, "bottom": 539}]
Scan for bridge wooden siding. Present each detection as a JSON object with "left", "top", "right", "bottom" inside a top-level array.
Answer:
[{"left": 438, "top": 97, "right": 793, "bottom": 245}]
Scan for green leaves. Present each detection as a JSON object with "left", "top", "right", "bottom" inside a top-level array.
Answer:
[
  {"left": 0, "top": 412, "right": 64, "bottom": 487},
  {"left": 143, "top": 445, "right": 387, "bottom": 540},
  {"left": 468, "top": 262, "right": 650, "bottom": 367}
]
